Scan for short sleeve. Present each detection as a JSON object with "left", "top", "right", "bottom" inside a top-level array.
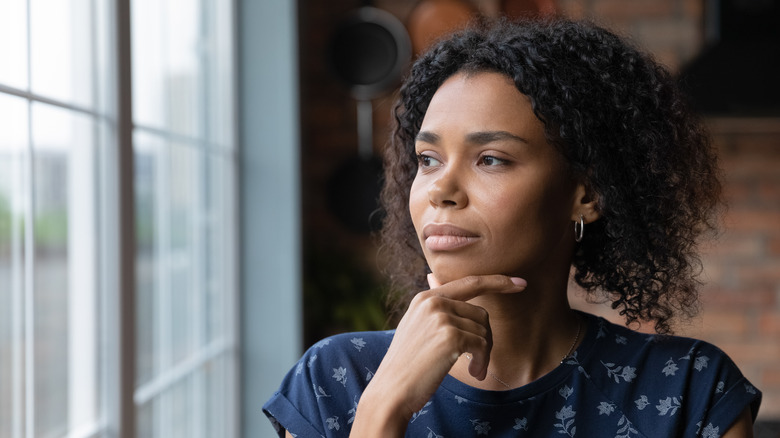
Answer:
[
  {"left": 580, "top": 317, "right": 762, "bottom": 437},
  {"left": 263, "top": 348, "right": 328, "bottom": 438},
  {"left": 682, "top": 343, "right": 762, "bottom": 437},
  {"left": 262, "top": 332, "right": 391, "bottom": 438}
]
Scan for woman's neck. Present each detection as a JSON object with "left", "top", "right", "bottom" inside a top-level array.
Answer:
[{"left": 450, "top": 282, "right": 584, "bottom": 390}]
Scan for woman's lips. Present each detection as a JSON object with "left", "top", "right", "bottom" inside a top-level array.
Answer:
[{"left": 423, "top": 224, "right": 479, "bottom": 251}]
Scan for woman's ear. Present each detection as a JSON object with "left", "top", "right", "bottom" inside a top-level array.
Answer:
[{"left": 571, "top": 183, "right": 600, "bottom": 224}]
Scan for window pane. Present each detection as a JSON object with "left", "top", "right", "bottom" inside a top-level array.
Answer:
[
  {"left": 134, "top": 133, "right": 201, "bottom": 387},
  {"left": 205, "top": 154, "right": 234, "bottom": 345},
  {"left": 131, "top": 0, "right": 236, "bottom": 435},
  {"left": 166, "top": 378, "right": 194, "bottom": 438},
  {"left": 136, "top": 397, "right": 156, "bottom": 438},
  {"left": 167, "top": 141, "right": 197, "bottom": 367},
  {"left": 132, "top": 0, "right": 204, "bottom": 138},
  {"left": 30, "top": 0, "right": 94, "bottom": 108},
  {"left": 137, "top": 379, "right": 198, "bottom": 438},
  {"left": 0, "top": 94, "right": 28, "bottom": 438},
  {"left": 135, "top": 132, "right": 161, "bottom": 388},
  {"left": 0, "top": 0, "right": 28, "bottom": 89},
  {"left": 204, "top": 356, "right": 233, "bottom": 437},
  {"left": 204, "top": 0, "right": 236, "bottom": 147},
  {"left": 31, "top": 102, "right": 99, "bottom": 437}
]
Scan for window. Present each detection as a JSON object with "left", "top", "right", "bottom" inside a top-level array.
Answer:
[
  {"left": 131, "top": 0, "right": 238, "bottom": 436},
  {"left": 0, "top": 0, "right": 238, "bottom": 437}
]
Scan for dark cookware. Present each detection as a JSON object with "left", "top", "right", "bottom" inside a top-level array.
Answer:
[{"left": 327, "top": 7, "right": 411, "bottom": 233}]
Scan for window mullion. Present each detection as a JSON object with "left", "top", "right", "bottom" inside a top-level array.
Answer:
[
  {"left": 156, "top": 139, "right": 171, "bottom": 438},
  {"left": 24, "top": 93, "right": 35, "bottom": 438},
  {"left": 192, "top": 2, "right": 210, "bottom": 435},
  {"left": 114, "top": 0, "right": 136, "bottom": 436},
  {"left": 192, "top": 148, "right": 206, "bottom": 438},
  {"left": 23, "top": 0, "right": 35, "bottom": 434},
  {"left": 11, "top": 108, "right": 26, "bottom": 438}
]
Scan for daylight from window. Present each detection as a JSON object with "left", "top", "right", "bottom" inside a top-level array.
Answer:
[{"left": 0, "top": 1, "right": 238, "bottom": 437}]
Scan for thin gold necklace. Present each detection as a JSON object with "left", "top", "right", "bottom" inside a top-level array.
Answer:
[{"left": 468, "top": 318, "right": 582, "bottom": 390}]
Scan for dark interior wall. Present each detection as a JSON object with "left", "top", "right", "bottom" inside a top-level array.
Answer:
[{"left": 297, "top": 0, "right": 404, "bottom": 346}]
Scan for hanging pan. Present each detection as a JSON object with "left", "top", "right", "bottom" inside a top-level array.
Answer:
[{"left": 326, "top": 7, "right": 411, "bottom": 233}]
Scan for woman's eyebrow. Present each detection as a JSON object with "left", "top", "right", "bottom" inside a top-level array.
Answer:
[
  {"left": 416, "top": 130, "right": 528, "bottom": 145},
  {"left": 466, "top": 130, "right": 529, "bottom": 145},
  {"left": 415, "top": 130, "right": 440, "bottom": 144}
]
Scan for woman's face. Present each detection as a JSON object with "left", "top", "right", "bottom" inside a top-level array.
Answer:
[{"left": 409, "top": 71, "right": 582, "bottom": 284}]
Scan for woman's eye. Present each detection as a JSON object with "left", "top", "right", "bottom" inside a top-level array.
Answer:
[
  {"left": 480, "top": 155, "right": 506, "bottom": 166},
  {"left": 417, "top": 154, "right": 441, "bottom": 167}
]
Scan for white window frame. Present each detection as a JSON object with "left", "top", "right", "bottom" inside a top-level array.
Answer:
[{"left": 0, "top": 0, "right": 244, "bottom": 436}]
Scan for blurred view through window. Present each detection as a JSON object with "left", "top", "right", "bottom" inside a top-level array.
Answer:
[{"left": 0, "top": 0, "right": 238, "bottom": 437}]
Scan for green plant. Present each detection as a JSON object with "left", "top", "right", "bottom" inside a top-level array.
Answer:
[{"left": 303, "top": 245, "right": 391, "bottom": 348}]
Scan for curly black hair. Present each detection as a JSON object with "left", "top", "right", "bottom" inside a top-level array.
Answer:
[{"left": 379, "top": 18, "right": 722, "bottom": 335}]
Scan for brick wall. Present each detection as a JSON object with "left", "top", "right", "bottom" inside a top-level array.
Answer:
[
  {"left": 298, "top": 0, "right": 780, "bottom": 421},
  {"left": 698, "top": 119, "right": 780, "bottom": 419}
]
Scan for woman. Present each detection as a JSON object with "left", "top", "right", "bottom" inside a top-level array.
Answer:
[{"left": 264, "top": 18, "right": 762, "bottom": 437}]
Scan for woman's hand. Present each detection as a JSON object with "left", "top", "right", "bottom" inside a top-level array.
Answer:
[{"left": 349, "top": 274, "right": 527, "bottom": 437}]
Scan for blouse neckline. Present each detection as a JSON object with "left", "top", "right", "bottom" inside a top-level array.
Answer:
[{"left": 438, "top": 310, "right": 599, "bottom": 405}]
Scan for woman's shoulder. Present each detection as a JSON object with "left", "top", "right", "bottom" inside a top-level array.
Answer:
[
  {"left": 581, "top": 312, "right": 758, "bottom": 399},
  {"left": 303, "top": 330, "right": 396, "bottom": 356},
  {"left": 586, "top": 313, "right": 733, "bottom": 365},
  {"left": 577, "top": 313, "right": 761, "bottom": 435},
  {"left": 295, "top": 330, "right": 396, "bottom": 376},
  {"left": 265, "top": 330, "right": 397, "bottom": 436}
]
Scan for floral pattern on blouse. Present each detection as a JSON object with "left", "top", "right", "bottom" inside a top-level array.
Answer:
[{"left": 264, "top": 314, "right": 761, "bottom": 437}]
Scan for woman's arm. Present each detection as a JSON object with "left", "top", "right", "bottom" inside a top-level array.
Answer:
[{"left": 721, "top": 407, "right": 754, "bottom": 438}]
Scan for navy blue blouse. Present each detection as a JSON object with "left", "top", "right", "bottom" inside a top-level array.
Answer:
[{"left": 263, "top": 312, "right": 761, "bottom": 437}]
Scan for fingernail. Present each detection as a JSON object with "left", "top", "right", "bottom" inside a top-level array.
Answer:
[{"left": 510, "top": 277, "right": 527, "bottom": 287}]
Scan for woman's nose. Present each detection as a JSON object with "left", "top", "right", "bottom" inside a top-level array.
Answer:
[{"left": 428, "top": 168, "right": 468, "bottom": 208}]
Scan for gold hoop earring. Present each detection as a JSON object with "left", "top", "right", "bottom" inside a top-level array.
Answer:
[{"left": 574, "top": 214, "right": 584, "bottom": 242}]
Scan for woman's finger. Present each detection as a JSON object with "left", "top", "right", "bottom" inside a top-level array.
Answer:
[
  {"left": 428, "top": 273, "right": 527, "bottom": 302},
  {"left": 457, "top": 329, "right": 492, "bottom": 380},
  {"left": 427, "top": 272, "right": 442, "bottom": 289},
  {"left": 406, "top": 293, "right": 493, "bottom": 377}
]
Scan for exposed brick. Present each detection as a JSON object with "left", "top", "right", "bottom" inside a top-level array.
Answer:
[
  {"left": 756, "top": 391, "right": 780, "bottom": 419},
  {"left": 682, "top": 0, "right": 703, "bottom": 19},
  {"left": 764, "top": 367, "right": 780, "bottom": 387},
  {"left": 698, "top": 260, "right": 728, "bottom": 285},
  {"left": 724, "top": 210, "right": 780, "bottom": 234},
  {"left": 557, "top": 0, "right": 587, "bottom": 19},
  {"left": 634, "top": 19, "right": 699, "bottom": 47},
  {"left": 769, "top": 237, "right": 780, "bottom": 256},
  {"left": 629, "top": 19, "right": 699, "bottom": 71},
  {"left": 731, "top": 133, "right": 780, "bottom": 156},
  {"left": 689, "top": 310, "right": 750, "bottom": 338},
  {"left": 713, "top": 339, "right": 780, "bottom": 367},
  {"left": 759, "top": 312, "right": 780, "bottom": 336},
  {"left": 700, "top": 233, "right": 764, "bottom": 259},
  {"left": 722, "top": 180, "right": 757, "bottom": 206},
  {"left": 721, "top": 157, "right": 780, "bottom": 181},
  {"left": 592, "top": 0, "right": 675, "bottom": 20},
  {"left": 699, "top": 287, "right": 777, "bottom": 309},
  {"left": 648, "top": 48, "right": 681, "bottom": 71},
  {"left": 735, "top": 263, "right": 780, "bottom": 288},
  {"left": 758, "top": 180, "right": 780, "bottom": 206}
]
